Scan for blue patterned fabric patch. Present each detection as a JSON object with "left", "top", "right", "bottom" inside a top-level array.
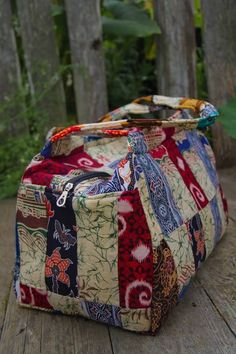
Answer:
[
  {"left": 175, "top": 137, "right": 191, "bottom": 153},
  {"left": 210, "top": 195, "right": 222, "bottom": 244},
  {"left": 82, "top": 301, "right": 122, "bottom": 327},
  {"left": 187, "top": 131, "right": 218, "bottom": 188},
  {"left": 134, "top": 152, "right": 183, "bottom": 235}
]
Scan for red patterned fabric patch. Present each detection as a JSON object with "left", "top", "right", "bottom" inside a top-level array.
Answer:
[
  {"left": 118, "top": 190, "right": 153, "bottom": 309},
  {"left": 23, "top": 147, "right": 104, "bottom": 187},
  {"left": 219, "top": 184, "right": 228, "bottom": 218},
  {"left": 20, "top": 283, "right": 53, "bottom": 310},
  {"left": 163, "top": 138, "right": 208, "bottom": 210}
]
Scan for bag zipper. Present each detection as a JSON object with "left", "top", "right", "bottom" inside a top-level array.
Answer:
[{"left": 56, "top": 171, "right": 111, "bottom": 207}]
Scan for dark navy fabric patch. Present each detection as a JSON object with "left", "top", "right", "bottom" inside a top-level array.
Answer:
[
  {"left": 186, "top": 214, "right": 206, "bottom": 270},
  {"left": 44, "top": 189, "right": 78, "bottom": 297}
]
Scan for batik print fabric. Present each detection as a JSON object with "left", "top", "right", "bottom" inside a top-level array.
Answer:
[
  {"left": 151, "top": 240, "right": 179, "bottom": 333},
  {"left": 16, "top": 121, "right": 228, "bottom": 335},
  {"left": 117, "top": 190, "right": 153, "bottom": 309},
  {"left": 73, "top": 193, "right": 120, "bottom": 306},
  {"left": 16, "top": 184, "right": 48, "bottom": 289},
  {"left": 44, "top": 189, "right": 78, "bottom": 297}
]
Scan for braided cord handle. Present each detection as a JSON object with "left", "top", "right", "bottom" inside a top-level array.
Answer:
[{"left": 50, "top": 95, "right": 218, "bottom": 143}]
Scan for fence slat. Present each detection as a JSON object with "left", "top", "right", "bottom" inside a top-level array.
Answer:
[
  {"left": 201, "top": 0, "right": 236, "bottom": 167},
  {"left": 17, "top": 0, "right": 67, "bottom": 130},
  {"left": 65, "top": 0, "right": 108, "bottom": 123},
  {"left": 0, "top": 0, "right": 27, "bottom": 137},
  {"left": 154, "top": 0, "right": 196, "bottom": 97}
]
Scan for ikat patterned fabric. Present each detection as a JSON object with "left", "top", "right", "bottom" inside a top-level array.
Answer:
[{"left": 15, "top": 98, "right": 228, "bottom": 335}]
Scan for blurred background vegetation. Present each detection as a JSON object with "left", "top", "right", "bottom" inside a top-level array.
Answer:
[{"left": 0, "top": 0, "right": 236, "bottom": 198}]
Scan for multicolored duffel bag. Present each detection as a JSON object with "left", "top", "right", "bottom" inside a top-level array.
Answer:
[{"left": 15, "top": 95, "right": 228, "bottom": 334}]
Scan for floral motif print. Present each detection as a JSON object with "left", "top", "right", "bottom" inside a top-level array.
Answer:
[
  {"left": 45, "top": 247, "right": 72, "bottom": 293},
  {"left": 45, "top": 189, "right": 78, "bottom": 297},
  {"left": 53, "top": 220, "right": 76, "bottom": 250}
]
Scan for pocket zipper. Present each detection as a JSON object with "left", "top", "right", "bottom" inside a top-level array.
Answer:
[{"left": 56, "top": 171, "right": 111, "bottom": 207}]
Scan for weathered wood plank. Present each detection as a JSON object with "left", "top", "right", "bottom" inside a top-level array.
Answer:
[
  {"left": 72, "top": 318, "right": 112, "bottom": 354},
  {"left": 41, "top": 312, "right": 75, "bottom": 354},
  {"left": 23, "top": 309, "right": 41, "bottom": 354},
  {"left": 0, "top": 290, "right": 113, "bottom": 354},
  {"left": 65, "top": 0, "right": 108, "bottom": 123},
  {"left": 110, "top": 280, "right": 236, "bottom": 354},
  {"left": 154, "top": 0, "right": 197, "bottom": 97},
  {"left": 196, "top": 169, "right": 236, "bottom": 335},
  {"left": 17, "top": 0, "right": 67, "bottom": 130},
  {"left": 0, "top": 199, "right": 16, "bottom": 337},
  {"left": 41, "top": 308, "right": 113, "bottom": 353},
  {"left": 201, "top": 0, "right": 236, "bottom": 167},
  {"left": 0, "top": 287, "right": 29, "bottom": 354},
  {"left": 197, "top": 223, "right": 236, "bottom": 336},
  {"left": 0, "top": 0, "right": 27, "bottom": 137}
]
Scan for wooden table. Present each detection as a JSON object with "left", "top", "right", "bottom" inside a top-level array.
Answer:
[{"left": 0, "top": 168, "right": 235, "bottom": 354}]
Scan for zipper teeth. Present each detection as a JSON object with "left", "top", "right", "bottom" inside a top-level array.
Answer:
[
  {"left": 64, "top": 172, "right": 111, "bottom": 189},
  {"left": 53, "top": 171, "right": 111, "bottom": 197}
]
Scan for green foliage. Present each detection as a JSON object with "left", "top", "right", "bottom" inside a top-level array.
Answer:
[
  {"left": 104, "top": 37, "right": 156, "bottom": 109},
  {"left": 0, "top": 135, "right": 42, "bottom": 199},
  {"left": 51, "top": 3, "right": 64, "bottom": 17},
  {"left": 0, "top": 63, "right": 72, "bottom": 199},
  {"left": 196, "top": 48, "right": 208, "bottom": 100},
  {"left": 102, "top": 1, "right": 158, "bottom": 109},
  {"left": 102, "top": 0, "right": 160, "bottom": 37},
  {"left": 194, "top": 0, "right": 203, "bottom": 28},
  {"left": 218, "top": 97, "right": 236, "bottom": 139}
]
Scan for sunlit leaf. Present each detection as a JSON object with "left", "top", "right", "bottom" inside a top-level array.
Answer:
[
  {"left": 102, "top": 0, "right": 160, "bottom": 37},
  {"left": 51, "top": 4, "right": 64, "bottom": 17}
]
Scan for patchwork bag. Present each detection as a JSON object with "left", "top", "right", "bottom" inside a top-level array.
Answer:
[{"left": 15, "top": 95, "right": 228, "bottom": 334}]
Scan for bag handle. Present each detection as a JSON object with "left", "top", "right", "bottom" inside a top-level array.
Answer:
[
  {"left": 50, "top": 95, "right": 218, "bottom": 143},
  {"left": 98, "top": 95, "right": 217, "bottom": 122}
]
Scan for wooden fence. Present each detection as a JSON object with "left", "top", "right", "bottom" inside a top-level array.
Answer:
[{"left": 0, "top": 0, "right": 236, "bottom": 167}]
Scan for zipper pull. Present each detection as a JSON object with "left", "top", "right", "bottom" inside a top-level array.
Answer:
[{"left": 56, "top": 182, "right": 74, "bottom": 207}]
